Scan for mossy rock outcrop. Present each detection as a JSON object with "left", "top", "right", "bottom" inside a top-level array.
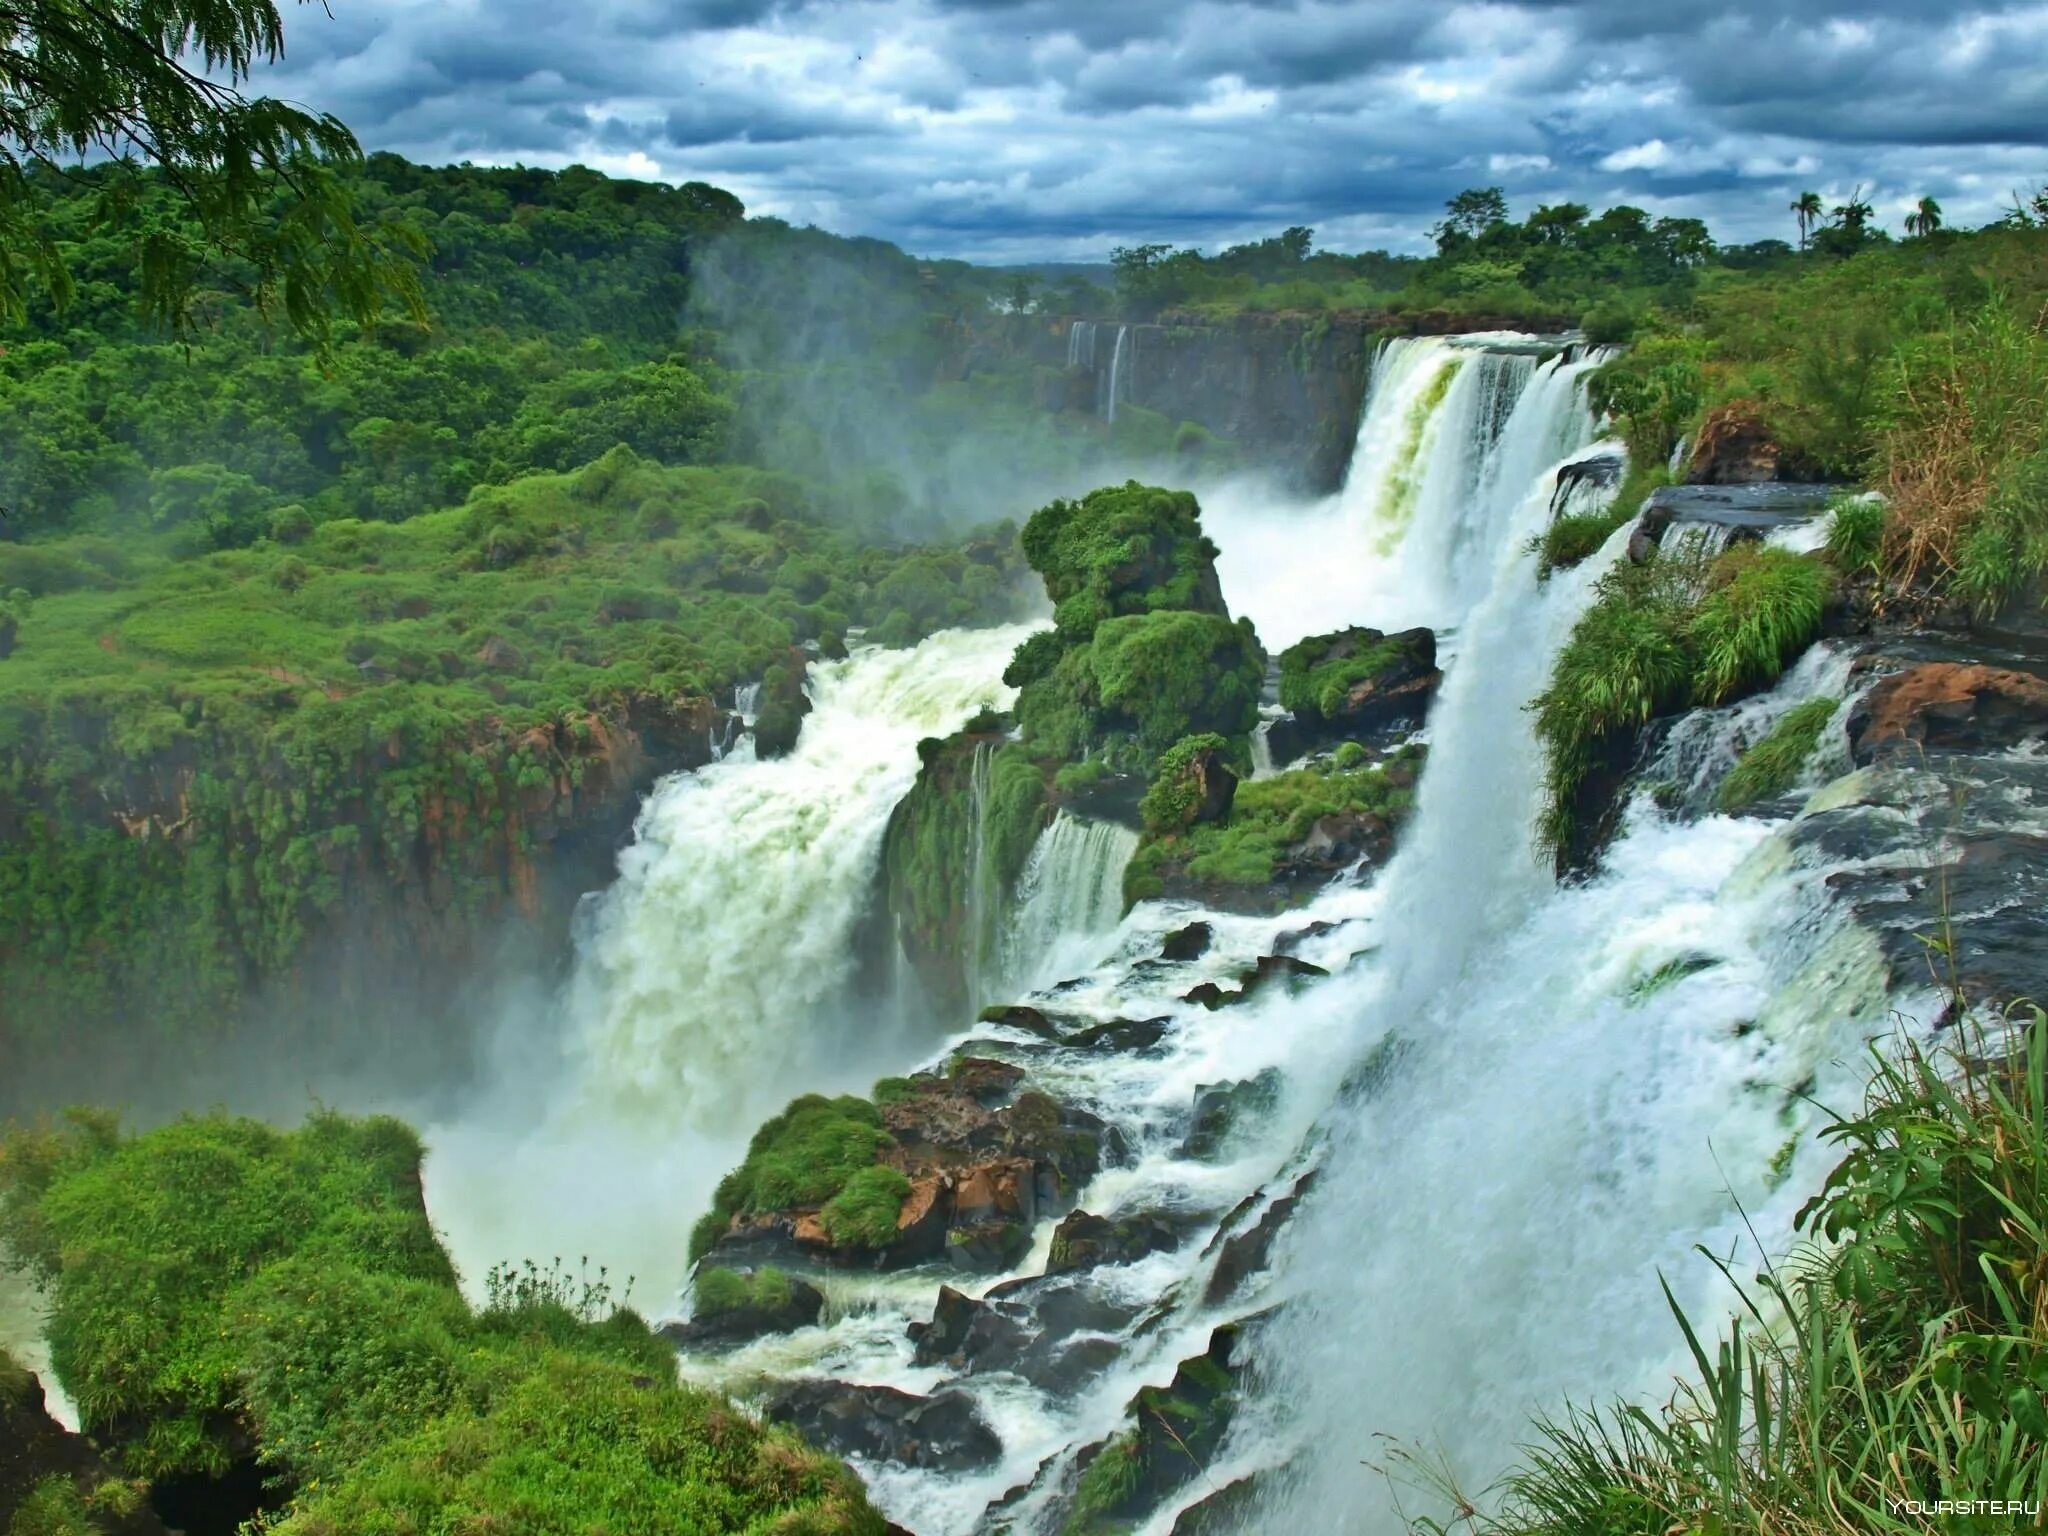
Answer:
[
  {"left": 879, "top": 720, "right": 1052, "bottom": 1020},
  {"left": 1004, "top": 484, "right": 1264, "bottom": 775},
  {"left": 1127, "top": 744, "right": 1424, "bottom": 913},
  {"left": 1269, "top": 624, "right": 1439, "bottom": 762},
  {"left": 693, "top": 1065, "right": 1107, "bottom": 1276}
]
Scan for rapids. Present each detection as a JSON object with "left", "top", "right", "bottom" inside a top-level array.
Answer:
[{"left": 419, "top": 334, "right": 1919, "bottom": 1534}]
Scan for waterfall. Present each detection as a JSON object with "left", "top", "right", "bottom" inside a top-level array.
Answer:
[
  {"left": 1065, "top": 320, "right": 1098, "bottom": 372},
  {"left": 415, "top": 331, "right": 1911, "bottom": 1536},
  {"left": 1205, "top": 337, "right": 1610, "bottom": 651},
  {"left": 423, "top": 623, "right": 1035, "bottom": 1300},
  {"left": 997, "top": 813, "right": 1139, "bottom": 998},
  {"left": 1105, "top": 324, "right": 1131, "bottom": 423}
]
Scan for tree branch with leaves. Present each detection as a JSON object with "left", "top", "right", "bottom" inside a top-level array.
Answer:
[{"left": 0, "top": 0, "right": 424, "bottom": 344}]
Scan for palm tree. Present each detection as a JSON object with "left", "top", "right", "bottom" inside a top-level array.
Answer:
[
  {"left": 1904, "top": 195, "right": 1944, "bottom": 238},
  {"left": 1791, "top": 191, "right": 1824, "bottom": 250}
]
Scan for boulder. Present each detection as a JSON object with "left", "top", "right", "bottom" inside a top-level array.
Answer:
[
  {"left": 977, "top": 1004, "right": 1075, "bottom": 1040},
  {"left": 1274, "top": 626, "right": 1440, "bottom": 750},
  {"left": 1181, "top": 1068, "right": 1283, "bottom": 1160},
  {"left": 1159, "top": 921, "right": 1214, "bottom": 961},
  {"left": 765, "top": 1381, "right": 1002, "bottom": 1472},
  {"left": 751, "top": 648, "right": 812, "bottom": 759},
  {"left": 1685, "top": 402, "right": 1818, "bottom": 485},
  {"left": 662, "top": 1271, "right": 825, "bottom": 1348},
  {"left": 1848, "top": 662, "right": 2048, "bottom": 764},
  {"left": 1046, "top": 1209, "right": 1183, "bottom": 1274},
  {"left": 1063, "top": 1015, "right": 1172, "bottom": 1053},
  {"left": 1203, "top": 1172, "right": 1314, "bottom": 1304}
]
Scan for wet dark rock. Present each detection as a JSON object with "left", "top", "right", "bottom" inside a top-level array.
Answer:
[
  {"left": 947, "top": 1057, "right": 1028, "bottom": 1106},
  {"left": 1242, "top": 953, "right": 1328, "bottom": 997},
  {"left": 977, "top": 1004, "right": 1077, "bottom": 1041},
  {"left": 661, "top": 1272, "right": 825, "bottom": 1348},
  {"left": 1182, "top": 1068, "right": 1284, "bottom": 1161},
  {"left": 765, "top": 1381, "right": 1002, "bottom": 1472},
  {"left": 1160, "top": 921, "right": 1214, "bottom": 962},
  {"left": 1046, "top": 1209, "right": 1184, "bottom": 1274},
  {"left": 1273, "top": 921, "right": 1338, "bottom": 956},
  {"left": 1170, "top": 1475, "right": 1264, "bottom": 1535},
  {"left": 1064, "top": 1015, "right": 1172, "bottom": 1053},
  {"left": 1062, "top": 1326, "right": 1246, "bottom": 1532},
  {"left": 1204, "top": 1172, "right": 1315, "bottom": 1303},
  {"left": 1637, "top": 481, "right": 1835, "bottom": 549},
  {"left": 1181, "top": 980, "right": 1237, "bottom": 1010},
  {"left": 2, "top": 1363, "right": 170, "bottom": 1535},
  {"left": 910, "top": 1285, "right": 1030, "bottom": 1370},
  {"left": 1549, "top": 448, "right": 1623, "bottom": 516}
]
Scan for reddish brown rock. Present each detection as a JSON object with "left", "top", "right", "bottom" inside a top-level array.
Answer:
[{"left": 1850, "top": 663, "right": 2048, "bottom": 763}]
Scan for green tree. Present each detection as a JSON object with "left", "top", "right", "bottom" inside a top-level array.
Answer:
[
  {"left": 1832, "top": 188, "right": 1875, "bottom": 237},
  {"left": 1432, "top": 186, "right": 1509, "bottom": 251},
  {"left": 1790, "top": 190, "right": 1824, "bottom": 250},
  {"left": 1904, "top": 195, "right": 1943, "bottom": 238},
  {"left": 0, "top": 0, "right": 424, "bottom": 341}
]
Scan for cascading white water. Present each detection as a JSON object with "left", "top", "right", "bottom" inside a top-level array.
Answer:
[
  {"left": 1204, "top": 337, "right": 1610, "bottom": 651},
  {"left": 1106, "top": 324, "right": 1131, "bottom": 423},
  {"left": 424, "top": 624, "right": 1034, "bottom": 1299},
  {"left": 415, "top": 330, "right": 1910, "bottom": 1536},
  {"left": 1067, "top": 320, "right": 1098, "bottom": 373},
  {"left": 997, "top": 812, "right": 1140, "bottom": 998}
]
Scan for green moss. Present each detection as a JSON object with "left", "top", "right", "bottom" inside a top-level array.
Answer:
[
  {"left": 1018, "top": 483, "right": 1228, "bottom": 630},
  {"left": 819, "top": 1166, "right": 912, "bottom": 1250},
  {"left": 689, "top": 1094, "right": 893, "bottom": 1261},
  {"left": 1066, "top": 1432, "right": 1143, "bottom": 1532},
  {"left": 1628, "top": 954, "right": 1719, "bottom": 1003},
  {"left": 1275, "top": 627, "right": 1429, "bottom": 721},
  {"left": 1718, "top": 697, "right": 1839, "bottom": 811},
  {"left": 1138, "top": 733, "right": 1234, "bottom": 834},
  {"left": 1127, "top": 747, "right": 1420, "bottom": 907},
  {"left": 693, "top": 1266, "right": 793, "bottom": 1319}
]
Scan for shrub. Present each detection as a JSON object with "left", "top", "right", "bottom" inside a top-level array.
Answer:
[
  {"left": 820, "top": 1165, "right": 912, "bottom": 1249},
  {"left": 1537, "top": 512, "right": 1625, "bottom": 576},
  {"left": 1139, "top": 733, "right": 1234, "bottom": 834},
  {"left": 1825, "top": 494, "right": 1886, "bottom": 576},
  {"left": 1687, "top": 547, "right": 1827, "bottom": 704},
  {"left": 1718, "top": 697, "right": 1839, "bottom": 811}
]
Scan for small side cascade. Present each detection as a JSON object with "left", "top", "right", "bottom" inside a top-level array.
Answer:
[
  {"left": 1105, "top": 325, "right": 1132, "bottom": 423},
  {"left": 1065, "top": 320, "right": 1098, "bottom": 373},
  {"left": 963, "top": 738, "right": 999, "bottom": 1010},
  {"left": 997, "top": 812, "right": 1139, "bottom": 997}
]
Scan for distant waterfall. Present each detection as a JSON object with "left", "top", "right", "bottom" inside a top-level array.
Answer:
[
  {"left": 1065, "top": 320, "right": 1098, "bottom": 372},
  {"left": 1105, "top": 325, "right": 1132, "bottom": 423}
]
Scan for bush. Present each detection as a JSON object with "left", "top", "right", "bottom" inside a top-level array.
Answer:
[
  {"left": 0, "top": 1109, "right": 885, "bottom": 1533},
  {"left": 1139, "top": 733, "right": 1235, "bottom": 834},
  {"left": 1687, "top": 547, "right": 1827, "bottom": 704},
  {"left": 820, "top": 1165, "right": 912, "bottom": 1249},
  {"left": 1718, "top": 697, "right": 1839, "bottom": 811}
]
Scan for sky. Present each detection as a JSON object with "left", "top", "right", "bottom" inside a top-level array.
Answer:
[{"left": 253, "top": 0, "right": 2048, "bottom": 262}]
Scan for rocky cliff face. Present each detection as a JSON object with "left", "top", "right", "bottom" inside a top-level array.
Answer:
[
  {"left": 1033, "top": 310, "right": 1575, "bottom": 494},
  {"left": 0, "top": 690, "right": 729, "bottom": 1110}
]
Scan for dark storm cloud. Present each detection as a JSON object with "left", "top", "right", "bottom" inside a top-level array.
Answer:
[{"left": 253, "top": 1, "right": 2048, "bottom": 258}]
